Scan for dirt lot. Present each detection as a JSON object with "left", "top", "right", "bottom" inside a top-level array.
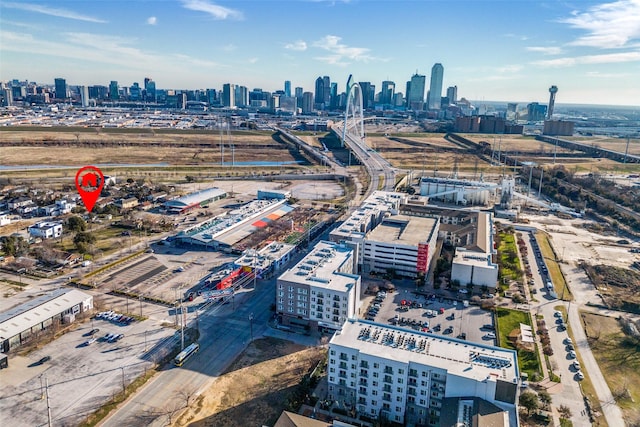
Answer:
[
  {"left": 174, "top": 338, "right": 325, "bottom": 427},
  {"left": 0, "top": 129, "right": 304, "bottom": 166},
  {"left": 582, "top": 312, "right": 640, "bottom": 425}
]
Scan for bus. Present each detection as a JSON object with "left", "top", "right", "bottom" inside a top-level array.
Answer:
[{"left": 174, "top": 343, "right": 199, "bottom": 367}]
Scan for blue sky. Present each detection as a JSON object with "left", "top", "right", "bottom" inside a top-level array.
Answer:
[{"left": 1, "top": 0, "right": 639, "bottom": 106}]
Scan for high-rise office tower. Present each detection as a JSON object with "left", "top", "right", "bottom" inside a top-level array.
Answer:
[
  {"left": 80, "top": 86, "right": 89, "bottom": 107},
  {"left": 314, "top": 76, "right": 325, "bottom": 109},
  {"left": 234, "top": 85, "right": 248, "bottom": 107},
  {"left": 129, "top": 82, "right": 141, "bottom": 101},
  {"left": 54, "top": 78, "right": 67, "bottom": 99},
  {"left": 284, "top": 80, "right": 291, "bottom": 98},
  {"left": 302, "top": 92, "right": 314, "bottom": 114},
  {"left": 547, "top": 85, "right": 558, "bottom": 120},
  {"left": 222, "top": 83, "right": 235, "bottom": 107},
  {"left": 446, "top": 85, "right": 457, "bottom": 104},
  {"left": 323, "top": 76, "right": 331, "bottom": 106},
  {"left": 109, "top": 81, "right": 119, "bottom": 100},
  {"left": 381, "top": 81, "right": 395, "bottom": 105},
  {"left": 295, "top": 86, "right": 304, "bottom": 109},
  {"left": 358, "top": 82, "right": 372, "bottom": 109},
  {"left": 427, "top": 63, "right": 444, "bottom": 110},
  {"left": 330, "top": 82, "right": 338, "bottom": 109},
  {"left": 407, "top": 73, "right": 425, "bottom": 111}
]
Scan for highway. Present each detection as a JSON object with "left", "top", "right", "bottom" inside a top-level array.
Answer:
[{"left": 331, "top": 124, "right": 397, "bottom": 196}]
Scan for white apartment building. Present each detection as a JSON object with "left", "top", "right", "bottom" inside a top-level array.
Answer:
[
  {"left": 276, "top": 241, "right": 360, "bottom": 332},
  {"left": 450, "top": 212, "right": 498, "bottom": 288},
  {"left": 27, "top": 221, "right": 63, "bottom": 239},
  {"left": 362, "top": 215, "right": 439, "bottom": 278},
  {"left": 328, "top": 320, "right": 519, "bottom": 427}
]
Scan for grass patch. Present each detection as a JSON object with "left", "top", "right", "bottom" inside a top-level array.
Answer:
[
  {"left": 582, "top": 311, "right": 640, "bottom": 425},
  {"left": 536, "top": 231, "right": 571, "bottom": 301},
  {"left": 495, "top": 307, "right": 541, "bottom": 379}
]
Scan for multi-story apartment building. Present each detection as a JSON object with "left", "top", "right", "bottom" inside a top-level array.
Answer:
[
  {"left": 276, "top": 241, "right": 360, "bottom": 332},
  {"left": 328, "top": 320, "right": 519, "bottom": 426}
]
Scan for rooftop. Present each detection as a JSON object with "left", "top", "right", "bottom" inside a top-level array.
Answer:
[
  {"left": 331, "top": 319, "right": 519, "bottom": 384},
  {"left": 278, "top": 240, "right": 357, "bottom": 292},
  {"left": 0, "top": 289, "right": 92, "bottom": 340},
  {"left": 366, "top": 215, "right": 437, "bottom": 246}
]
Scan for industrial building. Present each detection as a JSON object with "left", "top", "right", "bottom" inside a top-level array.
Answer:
[
  {"left": 0, "top": 289, "right": 93, "bottom": 352},
  {"left": 362, "top": 215, "right": 439, "bottom": 278},
  {"left": 276, "top": 241, "right": 360, "bottom": 332},
  {"left": 543, "top": 120, "right": 574, "bottom": 136},
  {"left": 163, "top": 187, "right": 227, "bottom": 214},
  {"left": 176, "top": 199, "right": 293, "bottom": 250},
  {"left": 419, "top": 177, "right": 497, "bottom": 206},
  {"left": 257, "top": 189, "right": 292, "bottom": 200},
  {"left": 328, "top": 319, "right": 519, "bottom": 427}
]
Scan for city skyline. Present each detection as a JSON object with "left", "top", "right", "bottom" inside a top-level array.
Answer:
[{"left": 1, "top": 0, "right": 640, "bottom": 106}]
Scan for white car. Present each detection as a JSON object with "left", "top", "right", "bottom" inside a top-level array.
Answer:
[
  {"left": 554, "top": 311, "right": 563, "bottom": 318},
  {"left": 458, "top": 289, "right": 469, "bottom": 294},
  {"left": 576, "top": 371, "right": 585, "bottom": 380},
  {"left": 564, "top": 337, "right": 573, "bottom": 345},
  {"left": 425, "top": 309, "right": 433, "bottom": 317},
  {"left": 484, "top": 332, "right": 497, "bottom": 339},
  {"left": 573, "top": 360, "right": 581, "bottom": 370},
  {"left": 569, "top": 350, "right": 577, "bottom": 359}
]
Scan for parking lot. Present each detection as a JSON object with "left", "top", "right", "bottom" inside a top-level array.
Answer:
[
  {"left": 360, "top": 286, "right": 495, "bottom": 345},
  {"left": 0, "top": 315, "right": 175, "bottom": 426}
]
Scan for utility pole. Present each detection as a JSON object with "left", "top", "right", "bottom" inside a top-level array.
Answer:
[
  {"left": 45, "top": 376, "right": 52, "bottom": 427},
  {"left": 180, "top": 302, "right": 185, "bottom": 350},
  {"left": 538, "top": 168, "right": 544, "bottom": 199}
]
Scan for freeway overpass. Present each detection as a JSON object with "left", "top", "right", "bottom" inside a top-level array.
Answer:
[{"left": 331, "top": 123, "right": 397, "bottom": 197}]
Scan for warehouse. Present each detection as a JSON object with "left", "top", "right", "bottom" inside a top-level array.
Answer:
[
  {"left": 164, "top": 187, "right": 227, "bottom": 214},
  {"left": 0, "top": 288, "right": 93, "bottom": 353}
]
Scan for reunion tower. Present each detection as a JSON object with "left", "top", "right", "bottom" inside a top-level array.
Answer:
[{"left": 547, "top": 85, "right": 558, "bottom": 120}]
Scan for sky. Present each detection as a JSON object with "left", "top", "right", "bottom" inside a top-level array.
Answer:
[{"left": 1, "top": 0, "right": 640, "bottom": 106}]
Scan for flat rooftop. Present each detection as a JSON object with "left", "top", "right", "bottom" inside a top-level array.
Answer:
[
  {"left": 330, "top": 191, "right": 406, "bottom": 240},
  {"left": 366, "top": 215, "right": 437, "bottom": 246},
  {"left": 278, "top": 241, "right": 357, "bottom": 292},
  {"left": 331, "top": 319, "right": 519, "bottom": 384}
]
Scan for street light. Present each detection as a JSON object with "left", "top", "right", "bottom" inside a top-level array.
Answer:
[{"left": 249, "top": 313, "right": 254, "bottom": 341}]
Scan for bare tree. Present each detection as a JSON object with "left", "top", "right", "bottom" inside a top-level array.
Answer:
[
  {"left": 557, "top": 404, "right": 572, "bottom": 419},
  {"left": 177, "top": 385, "right": 199, "bottom": 408}
]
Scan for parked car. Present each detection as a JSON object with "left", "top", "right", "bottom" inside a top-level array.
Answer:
[
  {"left": 484, "top": 332, "right": 497, "bottom": 339},
  {"left": 569, "top": 350, "right": 577, "bottom": 359},
  {"left": 573, "top": 360, "right": 581, "bottom": 370},
  {"left": 554, "top": 310, "right": 563, "bottom": 318},
  {"left": 576, "top": 371, "right": 585, "bottom": 380}
]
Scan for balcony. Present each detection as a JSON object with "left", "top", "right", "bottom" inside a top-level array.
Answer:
[
  {"left": 333, "top": 309, "right": 340, "bottom": 315},
  {"left": 383, "top": 385, "right": 392, "bottom": 393},
  {"left": 384, "top": 367, "right": 393, "bottom": 374},
  {"left": 359, "top": 379, "right": 368, "bottom": 387},
  {"left": 339, "top": 362, "right": 348, "bottom": 369},
  {"left": 360, "top": 361, "right": 369, "bottom": 369},
  {"left": 383, "top": 375, "right": 393, "bottom": 384},
  {"left": 333, "top": 302, "right": 340, "bottom": 308},
  {"left": 359, "top": 370, "right": 368, "bottom": 378},
  {"left": 333, "top": 295, "right": 341, "bottom": 301}
]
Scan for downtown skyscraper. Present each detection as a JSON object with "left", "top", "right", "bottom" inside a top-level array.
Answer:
[
  {"left": 427, "top": 63, "right": 444, "bottom": 110},
  {"left": 406, "top": 73, "right": 425, "bottom": 111}
]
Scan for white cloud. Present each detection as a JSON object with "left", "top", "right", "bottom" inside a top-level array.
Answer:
[
  {"left": 533, "top": 50, "right": 640, "bottom": 67},
  {"left": 181, "top": 0, "right": 243, "bottom": 20},
  {"left": 284, "top": 40, "right": 307, "bottom": 51},
  {"left": 586, "top": 71, "right": 632, "bottom": 78},
  {"left": 312, "top": 35, "right": 377, "bottom": 65},
  {"left": 495, "top": 65, "right": 523, "bottom": 73},
  {"left": 248, "top": 57, "right": 258, "bottom": 64},
  {"left": 2, "top": 2, "right": 107, "bottom": 23},
  {"left": 222, "top": 44, "right": 237, "bottom": 52},
  {"left": 560, "top": 0, "right": 640, "bottom": 48},
  {"left": 0, "top": 30, "right": 220, "bottom": 72},
  {"left": 147, "top": 16, "right": 157, "bottom": 25},
  {"left": 526, "top": 46, "right": 563, "bottom": 55}
]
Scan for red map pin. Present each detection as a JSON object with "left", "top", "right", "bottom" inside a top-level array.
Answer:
[{"left": 75, "top": 166, "right": 104, "bottom": 213}]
